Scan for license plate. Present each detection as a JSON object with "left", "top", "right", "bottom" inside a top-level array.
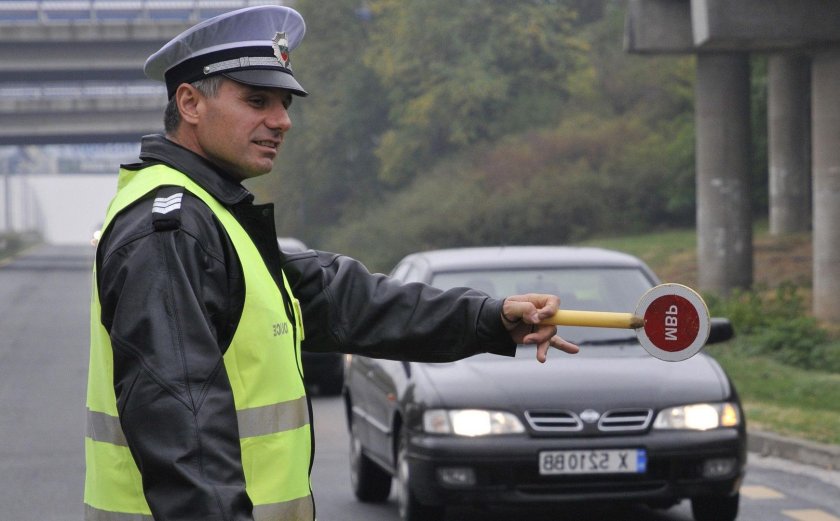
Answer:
[{"left": 538, "top": 449, "right": 647, "bottom": 475}]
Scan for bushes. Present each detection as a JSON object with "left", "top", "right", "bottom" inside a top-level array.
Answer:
[
  {"left": 706, "top": 284, "right": 840, "bottom": 372},
  {"left": 0, "top": 232, "right": 28, "bottom": 260},
  {"left": 321, "top": 111, "right": 697, "bottom": 272}
]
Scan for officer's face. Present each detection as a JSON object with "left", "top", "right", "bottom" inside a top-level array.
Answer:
[{"left": 194, "top": 78, "right": 293, "bottom": 181}]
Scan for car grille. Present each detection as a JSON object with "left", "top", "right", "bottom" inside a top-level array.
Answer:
[
  {"left": 599, "top": 409, "right": 653, "bottom": 431},
  {"left": 524, "top": 408, "right": 653, "bottom": 433},
  {"left": 524, "top": 410, "right": 582, "bottom": 432}
]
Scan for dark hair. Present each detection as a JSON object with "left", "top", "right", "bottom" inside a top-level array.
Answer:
[{"left": 163, "top": 76, "right": 224, "bottom": 133}]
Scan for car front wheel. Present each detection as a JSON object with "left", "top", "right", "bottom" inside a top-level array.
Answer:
[
  {"left": 691, "top": 492, "right": 739, "bottom": 521},
  {"left": 349, "top": 416, "right": 392, "bottom": 502},
  {"left": 397, "top": 433, "right": 445, "bottom": 521}
]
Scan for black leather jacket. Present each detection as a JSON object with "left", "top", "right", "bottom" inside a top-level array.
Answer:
[{"left": 95, "top": 134, "right": 515, "bottom": 520}]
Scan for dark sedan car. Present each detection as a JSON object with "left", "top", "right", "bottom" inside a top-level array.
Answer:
[{"left": 342, "top": 246, "right": 745, "bottom": 521}]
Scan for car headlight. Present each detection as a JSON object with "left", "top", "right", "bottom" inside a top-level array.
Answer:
[
  {"left": 653, "top": 402, "right": 741, "bottom": 431},
  {"left": 423, "top": 409, "right": 525, "bottom": 436}
]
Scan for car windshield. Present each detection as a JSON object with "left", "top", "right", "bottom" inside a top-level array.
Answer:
[{"left": 431, "top": 267, "right": 653, "bottom": 344}]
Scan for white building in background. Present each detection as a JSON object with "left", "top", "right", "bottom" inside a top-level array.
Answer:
[{"left": 0, "top": 143, "right": 138, "bottom": 244}]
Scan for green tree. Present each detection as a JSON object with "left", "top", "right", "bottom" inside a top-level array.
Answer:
[
  {"left": 254, "top": 1, "right": 722, "bottom": 271},
  {"left": 364, "top": 0, "right": 584, "bottom": 186},
  {"left": 320, "top": 2, "right": 702, "bottom": 270},
  {"left": 251, "top": 0, "right": 389, "bottom": 244}
]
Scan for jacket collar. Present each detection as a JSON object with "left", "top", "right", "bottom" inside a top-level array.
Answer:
[{"left": 132, "top": 134, "right": 254, "bottom": 206}]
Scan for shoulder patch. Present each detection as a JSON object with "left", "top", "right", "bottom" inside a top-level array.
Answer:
[
  {"left": 151, "top": 186, "right": 184, "bottom": 231},
  {"left": 153, "top": 193, "right": 182, "bottom": 214}
]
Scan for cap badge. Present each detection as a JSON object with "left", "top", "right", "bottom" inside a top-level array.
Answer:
[{"left": 272, "top": 32, "right": 291, "bottom": 69}]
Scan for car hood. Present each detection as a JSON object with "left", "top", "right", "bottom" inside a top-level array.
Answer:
[{"left": 415, "top": 346, "right": 732, "bottom": 411}]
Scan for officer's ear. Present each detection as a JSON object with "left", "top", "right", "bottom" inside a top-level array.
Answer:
[{"left": 174, "top": 83, "right": 202, "bottom": 125}]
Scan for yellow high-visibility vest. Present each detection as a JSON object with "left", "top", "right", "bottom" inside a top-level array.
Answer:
[{"left": 84, "top": 164, "right": 312, "bottom": 520}]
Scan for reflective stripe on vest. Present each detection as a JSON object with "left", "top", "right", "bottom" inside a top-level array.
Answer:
[{"left": 85, "top": 164, "right": 312, "bottom": 520}]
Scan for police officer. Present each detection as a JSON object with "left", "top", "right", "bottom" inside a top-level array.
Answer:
[{"left": 84, "top": 5, "right": 579, "bottom": 521}]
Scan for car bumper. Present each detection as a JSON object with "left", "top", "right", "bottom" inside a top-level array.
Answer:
[{"left": 405, "top": 428, "right": 746, "bottom": 507}]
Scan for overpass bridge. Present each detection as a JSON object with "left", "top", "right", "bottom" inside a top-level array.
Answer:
[
  {"left": 0, "top": 0, "right": 290, "bottom": 145},
  {"left": 626, "top": 0, "right": 840, "bottom": 321},
  {"left": 0, "top": 81, "right": 165, "bottom": 144}
]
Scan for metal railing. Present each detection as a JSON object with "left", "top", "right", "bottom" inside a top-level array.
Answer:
[
  {"left": 0, "top": 81, "right": 163, "bottom": 99},
  {"left": 0, "top": 0, "right": 288, "bottom": 24},
  {"left": 0, "top": 81, "right": 167, "bottom": 114}
]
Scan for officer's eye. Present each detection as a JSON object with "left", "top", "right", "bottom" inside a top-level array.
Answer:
[{"left": 248, "top": 96, "right": 267, "bottom": 108}]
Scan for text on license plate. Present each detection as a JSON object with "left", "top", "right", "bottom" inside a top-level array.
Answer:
[{"left": 539, "top": 449, "right": 647, "bottom": 475}]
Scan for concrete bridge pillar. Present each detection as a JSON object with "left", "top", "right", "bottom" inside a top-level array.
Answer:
[
  {"left": 695, "top": 53, "right": 753, "bottom": 295},
  {"left": 768, "top": 54, "right": 811, "bottom": 235},
  {"left": 812, "top": 49, "right": 840, "bottom": 322}
]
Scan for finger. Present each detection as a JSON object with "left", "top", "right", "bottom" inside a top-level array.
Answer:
[
  {"left": 517, "top": 294, "right": 560, "bottom": 321},
  {"left": 526, "top": 325, "right": 556, "bottom": 363},
  {"left": 533, "top": 294, "right": 560, "bottom": 320},
  {"left": 551, "top": 335, "right": 580, "bottom": 354},
  {"left": 524, "top": 324, "right": 551, "bottom": 344},
  {"left": 536, "top": 342, "right": 549, "bottom": 364},
  {"left": 535, "top": 334, "right": 579, "bottom": 363},
  {"left": 504, "top": 299, "right": 540, "bottom": 324}
]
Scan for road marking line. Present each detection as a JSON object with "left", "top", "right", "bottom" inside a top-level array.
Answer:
[
  {"left": 783, "top": 510, "right": 840, "bottom": 521},
  {"left": 741, "top": 485, "right": 785, "bottom": 499}
]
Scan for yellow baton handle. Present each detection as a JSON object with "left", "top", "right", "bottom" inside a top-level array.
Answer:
[{"left": 541, "top": 310, "right": 645, "bottom": 329}]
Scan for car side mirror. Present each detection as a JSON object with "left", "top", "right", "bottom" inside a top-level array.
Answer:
[{"left": 706, "top": 317, "right": 734, "bottom": 345}]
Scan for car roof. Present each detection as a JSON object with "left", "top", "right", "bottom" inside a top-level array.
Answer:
[
  {"left": 398, "top": 246, "right": 652, "bottom": 272},
  {"left": 277, "top": 237, "right": 307, "bottom": 253}
]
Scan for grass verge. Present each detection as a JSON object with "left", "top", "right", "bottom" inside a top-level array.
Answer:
[{"left": 712, "top": 343, "right": 840, "bottom": 445}]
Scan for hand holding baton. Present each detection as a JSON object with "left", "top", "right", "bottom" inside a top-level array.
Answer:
[{"left": 541, "top": 283, "right": 710, "bottom": 362}]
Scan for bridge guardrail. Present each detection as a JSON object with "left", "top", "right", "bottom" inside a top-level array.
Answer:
[
  {"left": 0, "top": 0, "right": 288, "bottom": 24},
  {"left": 0, "top": 81, "right": 166, "bottom": 113}
]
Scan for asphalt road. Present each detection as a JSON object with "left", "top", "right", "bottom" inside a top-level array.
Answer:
[
  {"left": 0, "top": 244, "right": 93, "bottom": 520},
  {"left": 1, "top": 244, "right": 839, "bottom": 521}
]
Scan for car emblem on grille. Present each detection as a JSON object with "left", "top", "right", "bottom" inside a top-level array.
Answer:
[{"left": 579, "top": 409, "right": 601, "bottom": 423}]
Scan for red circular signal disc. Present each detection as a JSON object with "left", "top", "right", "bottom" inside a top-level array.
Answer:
[
  {"left": 642, "top": 295, "right": 700, "bottom": 352},
  {"left": 635, "top": 284, "right": 710, "bottom": 362}
]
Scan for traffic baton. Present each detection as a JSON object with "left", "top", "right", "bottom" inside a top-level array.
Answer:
[{"left": 541, "top": 283, "right": 710, "bottom": 362}]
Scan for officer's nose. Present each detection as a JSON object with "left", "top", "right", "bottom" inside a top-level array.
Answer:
[{"left": 266, "top": 104, "right": 292, "bottom": 132}]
